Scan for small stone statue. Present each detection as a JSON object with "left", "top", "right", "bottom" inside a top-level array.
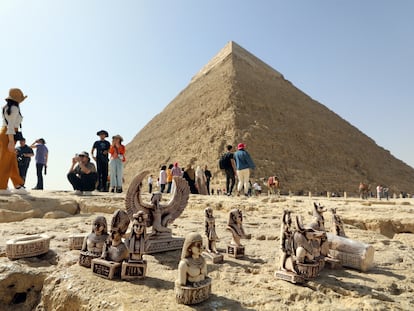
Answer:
[
  {"left": 330, "top": 208, "right": 346, "bottom": 237},
  {"left": 279, "top": 210, "right": 293, "bottom": 272},
  {"left": 202, "top": 207, "right": 223, "bottom": 263},
  {"left": 226, "top": 209, "right": 250, "bottom": 258},
  {"left": 121, "top": 211, "right": 148, "bottom": 280},
  {"left": 125, "top": 211, "right": 148, "bottom": 262},
  {"left": 204, "top": 207, "right": 219, "bottom": 254},
  {"left": 175, "top": 232, "right": 211, "bottom": 304},
  {"left": 79, "top": 216, "right": 109, "bottom": 268},
  {"left": 125, "top": 170, "right": 190, "bottom": 254}
]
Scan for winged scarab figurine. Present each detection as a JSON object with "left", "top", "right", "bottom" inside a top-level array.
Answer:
[{"left": 125, "top": 170, "right": 190, "bottom": 237}]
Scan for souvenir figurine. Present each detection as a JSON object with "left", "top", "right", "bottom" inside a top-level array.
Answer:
[
  {"left": 226, "top": 209, "right": 250, "bottom": 258},
  {"left": 202, "top": 207, "right": 223, "bottom": 263},
  {"left": 175, "top": 232, "right": 211, "bottom": 305},
  {"left": 125, "top": 170, "right": 190, "bottom": 253},
  {"left": 79, "top": 216, "right": 109, "bottom": 268}
]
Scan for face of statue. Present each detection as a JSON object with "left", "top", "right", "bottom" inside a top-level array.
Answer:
[
  {"left": 190, "top": 241, "right": 203, "bottom": 257},
  {"left": 94, "top": 221, "right": 105, "bottom": 235},
  {"left": 111, "top": 230, "right": 121, "bottom": 242}
]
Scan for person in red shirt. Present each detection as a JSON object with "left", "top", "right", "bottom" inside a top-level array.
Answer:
[{"left": 109, "top": 135, "right": 126, "bottom": 193}]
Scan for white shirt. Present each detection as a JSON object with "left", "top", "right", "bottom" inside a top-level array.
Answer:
[{"left": 2, "top": 105, "right": 22, "bottom": 135}]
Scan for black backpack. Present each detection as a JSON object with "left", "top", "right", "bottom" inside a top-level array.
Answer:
[{"left": 219, "top": 153, "right": 231, "bottom": 170}]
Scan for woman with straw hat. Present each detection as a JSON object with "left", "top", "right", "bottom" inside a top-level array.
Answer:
[{"left": 0, "top": 88, "right": 28, "bottom": 195}]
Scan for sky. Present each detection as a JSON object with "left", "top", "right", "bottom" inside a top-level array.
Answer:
[{"left": 1, "top": 0, "right": 413, "bottom": 190}]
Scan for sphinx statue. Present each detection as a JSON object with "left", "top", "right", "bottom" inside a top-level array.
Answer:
[
  {"left": 226, "top": 208, "right": 250, "bottom": 258},
  {"left": 79, "top": 216, "right": 109, "bottom": 268},
  {"left": 125, "top": 170, "right": 190, "bottom": 253},
  {"left": 175, "top": 232, "right": 211, "bottom": 304}
]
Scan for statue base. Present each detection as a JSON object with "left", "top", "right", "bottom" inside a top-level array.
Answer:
[
  {"left": 274, "top": 270, "right": 305, "bottom": 284},
  {"left": 202, "top": 251, "right": 223, "bottom": 264},
  {"left": 175, "top": 277, "right": 212, "bottom": 305},
  {"left": 296, "top": 262, "right": 320, "bottom": 279},
  {"left": 79, "top": 251, "right": 100, "bottom": 268},
  {"left": 91, "top": 258, "right": 121, "bottom": 279},
  {"left": 227, "top": 244, "right": 244, "bottom": 258},
  {"left": 121, "top": 260, "right": 147, "bottom": 280},
  {"left": 325, "top": 257, "right": 342, "bottom": 269},
  {"left": 6, "top": 234, "right": 51, "bottom": 260},
  {"left": 145, "top": 235, "right": 184, "bottom": 254},
  {"left": 68, "top": 234, "right": 85, "bottom": 250}
]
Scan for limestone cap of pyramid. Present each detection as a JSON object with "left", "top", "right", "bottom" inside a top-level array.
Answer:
[{"left": 190, "top": 41, "right": 283, "bottom": 83}]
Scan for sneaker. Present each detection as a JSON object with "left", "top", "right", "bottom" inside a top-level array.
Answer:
[
  {"left": 74, "top": 190, "right": 82, "bottom": 195},
  {"left": 83, "top": 191, "right": 93, "bottom": 196},
  {"left": 12, "top": 186, "right": 28, "bottom": 195},
  {"left": 0, "top": 189, "right": 12, "bottom": 195}
]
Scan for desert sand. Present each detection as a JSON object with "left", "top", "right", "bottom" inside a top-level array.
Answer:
[{"left": 1, "top": 190, "right": 414, "bottom": 311}]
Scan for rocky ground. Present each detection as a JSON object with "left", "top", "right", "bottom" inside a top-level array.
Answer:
[{"left": 1, "top": 191, "right": 414, "bottom": 311}]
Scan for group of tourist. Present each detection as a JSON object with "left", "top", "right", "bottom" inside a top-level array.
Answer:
[
  {"left": 67, "top": 130, "right": 126, "bottom": 195},
  {"left": 150, "top": 163, "right": 213, "bottom": 195}
]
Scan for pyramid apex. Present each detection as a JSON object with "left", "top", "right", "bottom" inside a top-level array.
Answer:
[{"left": 191, "top": 41, "right": 282, "bottom": 83}]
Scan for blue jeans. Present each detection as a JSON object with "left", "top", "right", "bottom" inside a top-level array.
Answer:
[{"left": 109, "top": 158, "right": 123, "bottom": 188}]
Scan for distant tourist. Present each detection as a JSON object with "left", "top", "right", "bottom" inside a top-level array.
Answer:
[
  {"left": 253, "top": 181, "right": 262, "bottom": 196},
  {"left": 0, "top": 88, "right": 28, "bottom": 195},
  {"left": 220, "top": 145, "right": 237, "bottom": 196},
  {"left": 148, "top": 174, "right": 153, "bottom": 193},
  {"left": 204, "top": 165, "right": 212, "bottom": 195},
  {"left": 109, "top": 135, "right": 126, "bottom": 193},
  {"left": 195, "top": 165, "right": 208, "bottom": 195},
  {"left": 166, "top": 164, "right": 173, "bottom": 193},
  {"left": 183, "top": 164, "right": 198, "bottom": 194},
  {"left": 91, "top": 130, "right": 110, "bottom": 192},
  {"left": 67, "top": 151, "right": 97, "bottom": 195},
  {"left": 376, "top": 185, "right": 382, "bottom": 200},
  {"left": 16, "top": 138, "right": 34, "bottom": 183},
  {"left": 159, "top": 165, "right": 167, "bottom": 193},
  {"left": 31, "top": 138, "right": 48, "bottom": 190},
  {"left": 234, "top": 143, "right": 255, "bottom": 196}
]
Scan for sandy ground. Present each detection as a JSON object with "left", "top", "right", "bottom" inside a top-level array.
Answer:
[{"left": 1, "top": 191, "right": 414, "bottom": 311}]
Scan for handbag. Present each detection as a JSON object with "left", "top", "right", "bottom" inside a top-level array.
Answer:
[{"left": 2, "top": 107, "right": 23, "bottom": 141}]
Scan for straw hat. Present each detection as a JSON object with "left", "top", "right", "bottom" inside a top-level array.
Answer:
[
  {"left": 5, "top": 88, "right": 27, "bottom": 104},
  {"left": 112, "top": 135, "right": 123, "bottom": 142}
]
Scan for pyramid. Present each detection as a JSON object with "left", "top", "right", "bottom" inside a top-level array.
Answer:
[{"left": 125, "top": 41, "right": 414, "bottom": 194}]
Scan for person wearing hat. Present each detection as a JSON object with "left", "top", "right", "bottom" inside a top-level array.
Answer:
[
  {"left": 0, "top": 88, "right": 28, "bottom": 195},
  {"left": 30, "top": 138, "right": 48, "bottom": 190},
  {"left": 233, "top": 143, "right": 255, "bottom": 197},
  {"left": 109, "top": 134, "right": 126, "bottom": 193},
  {"left": 91, "top": 130, "right": 110, "bottom": 192},
  {"left": 67, "top": 151, "right": 98, "bottom": 195}
]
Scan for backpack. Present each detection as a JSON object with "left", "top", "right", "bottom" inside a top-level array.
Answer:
[{"left": 219, "top": 152, "right": 231, "bottom": 170}]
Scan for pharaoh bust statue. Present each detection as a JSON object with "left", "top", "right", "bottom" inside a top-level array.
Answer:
[
  {"left": 101, "top": 227, "right": 129, "bottom": 262},
  {"left": 81, "top": 216, "right": 109, "bottom": 255},
  {"left": 125, "top": 211, "right": 148, "bottom": 261},
  {"left": 176, "top": 232, "right": 208, "bottom": 287}
]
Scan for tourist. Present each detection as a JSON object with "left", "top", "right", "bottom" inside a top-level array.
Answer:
[
  {"left": 170, "top": 162, "right": 182, "bottom": 193},
  {"left": 0, "top": 88, "right": 28, "bottom": 195},
  {"left": 234, "top": 143, "right": 255, "bottom": 196},
  {"left": 159, "top": 165, "right": 167, "bottom": 193},
  {"left": 253, "top": 181, "right": 262, "bottom": 196},
  {"left": 166, "top": 163, "right": 173, "bottom": 193},
  {"left": 109, "top": 134, "right": 126, "bottom": 193},
  {"left": 222, "top": 145, "right": 237, "bottom": 196},
  {"left": 204, "top": 165, "right": 212, "bottom": 195},
  {"left": 16, "top": 138, "right": 34, "bottom": 183},
  {"left": 148, "top": 174, "right": 153, "bottom": 193},
  {"left": 195, "top": 165, "right": 208, "bottom": 195},
  {"left": 183, "top": 164, "right": 198, "bottom": 194},
  {"left": 91, "top": 130, "right": 110, "bottom": 192},
  {"left": 31, "top": 138, "right": 48, "bottom": 190},
  {"left": 67, "top": 151, "right": 98, "bottom": 195},
  {"left": 376, "top": 185, "right": 382, "bottom": 200}
]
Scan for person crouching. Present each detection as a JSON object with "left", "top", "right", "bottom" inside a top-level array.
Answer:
[{"left": 67, "top": 151, "right": 97, "bottom": 195}]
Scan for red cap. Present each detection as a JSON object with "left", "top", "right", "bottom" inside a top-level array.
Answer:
[{"left": 237, "top": 143, "right": 246, "bottom": 150}]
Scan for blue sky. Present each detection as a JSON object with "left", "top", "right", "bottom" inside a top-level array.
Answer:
[{"left": 1, "top": 0, "right": 413, "bottom": 190}]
